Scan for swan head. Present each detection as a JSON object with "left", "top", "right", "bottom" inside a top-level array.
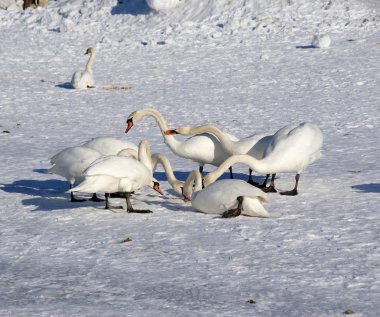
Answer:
[
  {"left": 148, "top": 178, "right": 164, "bottom": 195},
  {"left": 125, "top": 108, "right": 162, "bottom": 134},
  {"left": 164, "top": 126, "right": 192, "bottom": 135},
  {"left": 85, "top": 47, "right": 95, "bottom": 55}
]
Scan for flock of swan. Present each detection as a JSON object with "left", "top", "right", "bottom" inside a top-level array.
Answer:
[{"left": 49, "top": 106, "right": 323, "bottom": 218}]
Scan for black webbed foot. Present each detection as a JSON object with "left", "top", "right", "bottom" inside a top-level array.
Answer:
[
  {"left": 127, "top": 209, "right": 153, "bottom": 214},
  {"left": 262, "top": 185, "right": 277, "bottom": 193},
  {"left": 89, "top": 193, "right": 104, "bottom": 202},
  {"left": 280, "top": 189, "right": 298, "bottom": 196},
  {"left": 221, "top": 196, "right": 243, "bottom": 218}
]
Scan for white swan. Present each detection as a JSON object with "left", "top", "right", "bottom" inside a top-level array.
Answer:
[
  {"left": 118, "top": 150, "right": 184, "bottom": 197},
  {"left": 151, "top": 153, "right": 184, "bottom": 196},
  {"left": 202, "top": 122, "right": 323, "bottom": 196},
  {"left": 125, "top": 108, "right": 237, "bottom": 177},
  {"left": 81, "top": 136, "right": 138, "bottom": 155},
  {"left": 71, "top": 47, "right": 96, "bottom": 89},
  {"left": 183, "top": 170, "right": 269, "bottom": 218},
  {"left": 49, "top": 146, "right": 103, "bottom": 202},
  {"left": 49, "top": 144, "right": 140, "bottom": 202},
  {"left": 147, "top": 0, "right": 182, "bottom": 10},
  {"left": 165, "top": 124, "right": 273, "bottom": 185},
  {"left": 70, "top": 140, "right": 163, "bottom": 211}
]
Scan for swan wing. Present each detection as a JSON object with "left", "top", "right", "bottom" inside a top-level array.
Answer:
[{"left": 82, "top": 137, "right": 138, "bottom": 155}]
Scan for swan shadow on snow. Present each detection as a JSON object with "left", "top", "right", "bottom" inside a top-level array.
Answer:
[
  {"left": 0, "top": 179, "right": 103, "bottom": 212},
  {"left": 296, "top": 45, "right": 314, "bottom": 49},
  {"left": 352, "top": 183, "right": 380, "bottom": 193},
  {"left": 111, "top": 0, "right": 151, "bottom": 15},
  {"left": 55, "top": 82, "right": 73, "bottom": 89}
]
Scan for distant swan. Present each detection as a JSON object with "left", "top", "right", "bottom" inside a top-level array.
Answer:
[
  {"left": 183, "top": 170, "right": 269, "bottom": 218},
  {"left": 165, "top": 124, "right": 273, "bottom": 186},
  {"left": 70, "top": 140, "right": 163, "bottom": 211},
  {"left": 125, "top": 108, "right": 237, "bottom": 177},
  {"left": 71, "top": 47, "right": 96, "bottom": 89},
  {"left": 203, "top": 122, "right": 323, "bottom": 196}
]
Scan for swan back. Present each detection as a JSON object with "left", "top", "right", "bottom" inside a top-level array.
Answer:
[
  {"left": 192, "top": 179, "right": 269, "bottom": 217},
  {"left": 82, "top": 137, "right": 138, "bottom": 155},
  {"left": 49, "top": 146, "right": 101, "bottom": 183},
  {"left": 262, "top": 122, "right": 323, "bottom": 173}
]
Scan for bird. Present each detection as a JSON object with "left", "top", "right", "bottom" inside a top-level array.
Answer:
[
  {"left": 151, "top": 153, "right": 184, "bottom": 197},
  {"left": 118, "top": 150, "right": 185, "bottom": 197},
  {"left": 164, "top": 124, "right": 273, "bottom": 186},
  {"left": 125, "top": 108, "right": 237, "bottom": 177},
  {"left": 49, "top": 142, "right": 137, "bottom": 202},
  {"left": 202, "top": 122, "right": 323, "bottom": 196},
  {"left": 311, "top": 34, "right": 331, "bottom": 48},
  {"left": 71, "top": 47, "right": 96, "bottom": 89},
  {"left": 70, "top": 140, "right": 163, "bottom": 211},
  {"left": 49, "top": 146, "right": 104, "bottom": 202},
  {"left": 81, "top": 136, "right": 138, "bottom": 155},
  {"left": 182, "top": 170, "right": 269, "bottom": 218}
]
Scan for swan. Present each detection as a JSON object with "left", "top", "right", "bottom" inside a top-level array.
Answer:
[
  {"left": 202, "top": 122, "right": 323, "bottom": 196},
  {"left": 81, "top": 136, "right": 138, "bottom": 155},
  {"left": 50, "top": 146, "right": 104, "bottom": 202},
  {"left": 165, "top": 124, "right": 274, "bottom": 186},
  {"left": 49, "top": 145, "right": 139, "bottom": 202},
  {"left": 125, "top": 108, "right": 237, "bottom": 177},
  {"left": 71, "top": 47, "right": 96, "bottom": 89},
  {"left": 182, "top": 170, "right": 269, "bottom": 218},
  {"left": 118, "top": 149, "right": 184, "bottom": 197},
  {"left": 70, "top": 140, "right": 163, "bottom": 211},
  {"left": 151, "top": 153, "right": 184, "bottom": 196}
]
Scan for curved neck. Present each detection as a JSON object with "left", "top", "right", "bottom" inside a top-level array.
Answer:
[
  {"left": 204, "top": 155, "right": 270, "bottom": 185},
  {"left": 183, "top": 170, "right": 203, "bottom": 197},
  {"left": 185, "top": 124, "right": 233, "bottom": 145},
  {"left": 151, "top": 153, "right": 178, "bottom": 185},
  {"left": 138, "top": 108, "right": 183, "bottom": 154},
  {"left": 138, "top": 140, "right": 153, "bottom": 172},
  {"left": 85, "top": 51, "right": 95, "bottom": 73}
]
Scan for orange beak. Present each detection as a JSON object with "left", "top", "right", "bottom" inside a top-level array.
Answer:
[
  {"left": 153, "top": 183, "right": 164, "bottom": 195},
  {"left": 183, "top": 196, "right": 192, "bottom": 202},
  {"left": 125, "top": 118, "right": 133, "bottom": 133},
  {"left": 164, "top": 129, "right": 177, "bottom": 135}
]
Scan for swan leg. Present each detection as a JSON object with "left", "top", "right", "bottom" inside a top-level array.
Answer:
[
  {"left": 262, "top": 174, "right": 277, "bottom": 193},
  {"left": 247, "top": 168, "right": 260, "bottom": 186},
  {"left": 258, "top": 174, "right": 270, "bottom": 189},
  {"left": 229, "top": 166, "right": 234, "bottom": 179},
  {"left": 280, "top": 174, "right": 299, "bottom": 196},
  {"left": 70, "top": 184, "right": 86, "bottom": 202},
  {"left": 125, "top": 193, "right": 152, "bottom": 213},
  {"left": 199, "top": 165, "right": 204, "bottom": 175},
  {"left": 105, "top": 193, "right": 123, "bottom": 209},
  {"left": 222, "top": 196, "right": 244, "bottom": 218},
  {"left": 89, "top": 193, "right": 104, "bottom": 202}
]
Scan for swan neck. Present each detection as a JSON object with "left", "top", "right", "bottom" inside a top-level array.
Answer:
[
  {"left": 138, "top": 141, "right": 153, "bottom": 172},
  {"left": 207, "top": 155, "right": 269, "bottom": 183},
  {"left": 85, "top": 51, "right": 95, "bottom": 73},
  {"left": 151, "top": 154, "right": 178, "bottom": 184},
  {"left": 142, "top": 109, "right": 183, "bottom": 152}
]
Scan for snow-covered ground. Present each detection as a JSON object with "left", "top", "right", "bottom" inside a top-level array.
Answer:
[{"left": 0, "top": 0, "right": 379, "bottom": 316}]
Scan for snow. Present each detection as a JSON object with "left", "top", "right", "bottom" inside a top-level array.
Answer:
[{"left": 0, "top": 0, "right": 379, "bottom": 316}]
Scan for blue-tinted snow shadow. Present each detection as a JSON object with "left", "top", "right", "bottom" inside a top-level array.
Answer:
[
  {"left": 0, "top": 179, "right": 103, "bottom": 212},
  {"left": 111, "top": 0, "right": 151, "bottom": 15},
  {"left": 352, "top": 183, "right": 380, "bottom": 193},
  {"left": 55, "top": 82, "right": 73, "bottom": 89}
]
